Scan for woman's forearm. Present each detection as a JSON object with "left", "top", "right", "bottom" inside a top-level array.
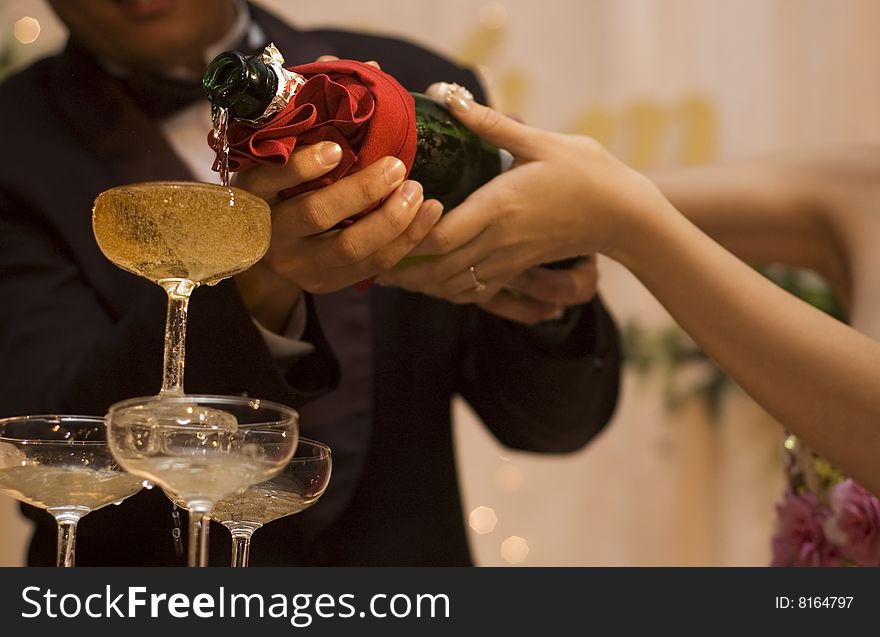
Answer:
[
  {"left": 649, "top": 159, "right": 851, "bottom": 307},
  {"left": 615, "top": 203, "right": 880, "bottom": 495}
]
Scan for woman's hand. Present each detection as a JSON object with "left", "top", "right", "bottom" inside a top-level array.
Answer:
[
  {"left": 379, "top": 82, "right": 667, "bottom": 314},
  {"left": 462, "top": 257, "right": 599, "bottom": 324}
]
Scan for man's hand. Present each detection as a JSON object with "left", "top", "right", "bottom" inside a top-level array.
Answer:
[
  {"left": 479, "top": 257, "right": 599, "bottom": 324},
  {"left": 233, "top": 141, "right": 441, "bottom": 332}
]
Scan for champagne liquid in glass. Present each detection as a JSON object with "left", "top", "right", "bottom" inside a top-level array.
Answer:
[
  {"left": 0, "top": 465, "right": 143, "bottom": 511},
  {"left": 92, "top": 181, "right": 270, "bottom": 396},
  {"left": 125, "top": 456, "right": 281, "bottom": 512},
  {"left": 211, "top": 485, "right": 311, "bottom": 526},
  {"left": 0, "top": 415, "right": 144, "bottom": 567},
  {"left": 209, "top": 438, "right": 331, "bottom": 567},
  {"left": 92, "top": 181, "right": 269, "bottom": 287},
  {"left": 106, "top": 395, "right": 298, "bottom": 567}
]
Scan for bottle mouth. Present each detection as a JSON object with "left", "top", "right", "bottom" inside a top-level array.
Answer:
[{"left": 202, "top": 50, "right": 278, "bottom": 121}]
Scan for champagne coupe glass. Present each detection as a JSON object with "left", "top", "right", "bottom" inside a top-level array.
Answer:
[
  {"left": 105, "top": 394, "right": 298, "bottom": 567},
  {"left": 211, "top": 437, "right": 332, "bottom": 567},
  {"left": 92, "top": 181, "right": 270, "bottom": 396},
  {"left": 0, "top": 415, "right": 144, "bottom": 567}
]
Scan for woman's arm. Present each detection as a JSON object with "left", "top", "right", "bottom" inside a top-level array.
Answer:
[
  {"left": 647, "top": 152, "right": 868, "bottom": 314},
  {"left": 615, "top": 194, "right": 880, "bottom": 496},
  {"left": 388, "top": 85, "right": 880, "bottom": 494}
]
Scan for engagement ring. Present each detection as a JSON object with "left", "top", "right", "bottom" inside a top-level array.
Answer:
[{"left": 468, "top": 265, "right": 487, "bottom": 293}]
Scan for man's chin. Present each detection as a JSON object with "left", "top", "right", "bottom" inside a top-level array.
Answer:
[{"left": 111, "top": 0, "right": 179, "bottom": 21}]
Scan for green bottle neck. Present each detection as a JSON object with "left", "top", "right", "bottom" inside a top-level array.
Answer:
[{"left": 202, "top": 51, "right": 278, "bottom": 121}]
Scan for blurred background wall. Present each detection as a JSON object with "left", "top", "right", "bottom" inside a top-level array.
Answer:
[{"left": 1, "top": 0, "right": 878, "bottom": 566}]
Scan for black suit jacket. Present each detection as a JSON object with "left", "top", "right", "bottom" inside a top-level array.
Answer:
[{"left": 0, "top": 4, "right": 621, "bottom": 566}]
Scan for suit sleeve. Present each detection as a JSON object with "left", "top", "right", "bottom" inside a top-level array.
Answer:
[{"left": 459, "top": 296, "right": 621, "bottom": 453}]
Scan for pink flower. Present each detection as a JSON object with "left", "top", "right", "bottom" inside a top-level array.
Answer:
[
  {"left": 771, "top": 490, "right": 842, "bottom": 567},
  {"left": 825, "top": 479, "right": 880, "bottom": 567}
]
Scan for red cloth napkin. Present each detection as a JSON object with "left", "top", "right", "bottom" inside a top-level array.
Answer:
[{"left": 217, "top": 59, "right": 418, "bottom": 223}]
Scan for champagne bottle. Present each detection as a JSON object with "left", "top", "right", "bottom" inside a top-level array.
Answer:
[
  {"left": 202, "top": 45, "right": 510, "bottom": 212},
  {"left": 203, "top": 45, "right": 580, "bottom": 273}
]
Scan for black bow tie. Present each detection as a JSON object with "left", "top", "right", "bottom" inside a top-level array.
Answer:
[
  {"left": 122, "top": 71, "right": 207, "bottom": 119},
  {"left": 121, "top": 31, "right": 268, "bottom": 119}
]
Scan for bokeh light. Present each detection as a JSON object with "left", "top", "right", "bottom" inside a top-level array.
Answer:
[
  {"left": 14, "top": 17, "right": 41, "bottom": 45},
  {"left": 501, "top": 536, "right": 529, "bottom": 564},
  {"left": 468, "top": 506, "right": 498, "bottom": 535}
]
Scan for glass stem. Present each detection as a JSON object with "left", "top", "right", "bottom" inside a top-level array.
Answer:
[
  {"left": 50, "top": 509, "right": 87, "bottom": 568},
  {"left": 198, "top": 515, "right": 211, "bottom": 566},
  {"left": 188, "top": 508, "right": 211, "bottom": 567},
  {"left": 158, "top": 278, "right": 197, "bottom": 396},
  {"left": 231, "top": 533, "right": 252, "bottom": 568},
  {"left": 229, "top": 524, "right": 261, "bottom": 567}
]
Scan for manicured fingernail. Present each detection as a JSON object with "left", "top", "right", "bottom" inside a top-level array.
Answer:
[
  {"left": 499, "top": 148, "right": 514, "bottom": 172},
  {"left": 384, "top": 157, "right": 406, "bottom": 184},
  {"left": 433, "top": 82, "right": 453, "bottom": 97},
  {"left": 400, "top": 180, "right": 423, "bottom": 205},
  {"left": 436, "top": 82, "right": 473, "bottom": 111},
  {"left": 318, "top": 142, "right": 343, "bottom": 167},
  {"left": 450, "top": 93, "right": 472, "bottom": 111}
]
